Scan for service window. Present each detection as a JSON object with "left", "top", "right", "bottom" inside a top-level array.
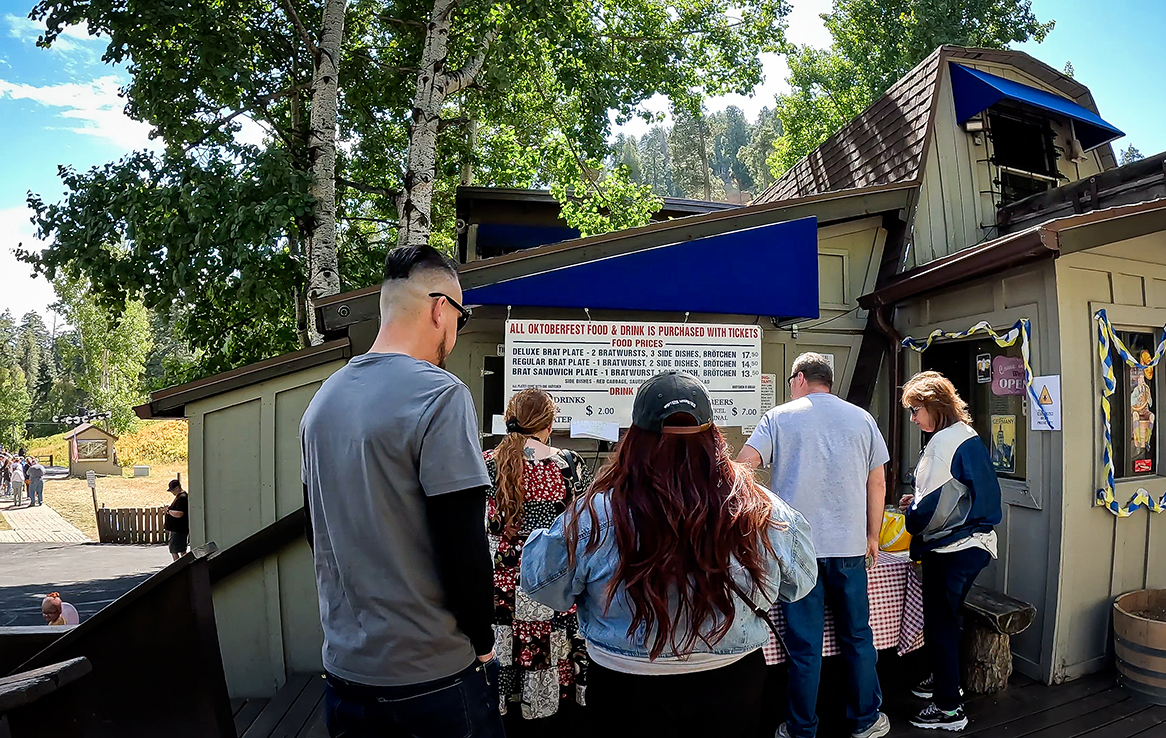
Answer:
[
  {"left": 1109, "top": 330, "right": 1158, "bottom": 478},
  {"left": 988, "top": 107, "right": 1058, "bottom": 205},
  {"left": 921, "top": 337, "right": 1027, "bottom": 480}
]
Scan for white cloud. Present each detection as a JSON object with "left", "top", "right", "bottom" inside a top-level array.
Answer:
[
  {"left": 0, "top": 206, "right": 58, "bottom": 325},
  {"left": 0, "top": 75, "right": 156, "bottom": 150},
  {"left": 4, "top": 14, "right": 100, "bottom": 53}
]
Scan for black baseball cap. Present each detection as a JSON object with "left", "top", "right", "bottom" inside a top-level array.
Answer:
[{"left": 632, "top": 371, "right": 714, "bottom": 434}]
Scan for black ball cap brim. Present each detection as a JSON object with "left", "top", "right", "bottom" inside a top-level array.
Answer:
[{"left": 632, "top": 371, "right": 715, "bottom": 433}]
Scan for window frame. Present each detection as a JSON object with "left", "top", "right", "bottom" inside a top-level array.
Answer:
[{"left": 76, "top": 438, "right": 110, "bottom": 462}]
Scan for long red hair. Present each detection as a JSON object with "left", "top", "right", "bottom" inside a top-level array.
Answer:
[{"left": 565, "top": 422, "right": 778, "bottom": 659}]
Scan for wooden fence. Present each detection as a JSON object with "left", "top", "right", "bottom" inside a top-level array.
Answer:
[{"left": 96, "top": 506, "right": 169, "bottom": 544}]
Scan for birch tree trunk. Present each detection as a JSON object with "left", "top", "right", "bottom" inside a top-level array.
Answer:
[
  {"left": 398, "top": 0, "right": 496, "bottom": 249},
  {"left": 305, "top": 0, "right": 347, "bottom": 344}
]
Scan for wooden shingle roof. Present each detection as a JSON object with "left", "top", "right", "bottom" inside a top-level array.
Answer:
[{"left": 755, "top": 46, "right": 1118, "bottom": 205}]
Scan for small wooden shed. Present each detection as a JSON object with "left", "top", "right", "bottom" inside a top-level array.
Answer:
[{"left": 63, "top": 423, "right": 121, "bottom": 478}]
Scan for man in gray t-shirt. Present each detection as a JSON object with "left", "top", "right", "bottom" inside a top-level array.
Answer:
[
  {"left": 301, "top": 245, "right": 503, "bottom": 738},
  {"left": 738, "top": 352, "right": 892, "bottom": 738}
]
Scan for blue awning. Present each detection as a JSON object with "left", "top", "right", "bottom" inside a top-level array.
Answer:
[
  {"left": 463, "top": 216, "right": 819, "bottom": 320},
  {"left": 950, "top": 63, "right": 1123, "bottom": 151}
]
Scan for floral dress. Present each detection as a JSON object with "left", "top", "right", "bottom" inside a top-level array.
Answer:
[{"left": 484, "top": 446, "right": 592, "bottom": 719}]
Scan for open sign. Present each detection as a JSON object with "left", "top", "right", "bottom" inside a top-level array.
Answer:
[{"left": 992, "top": 356, "right": 1026, "bottom": 396}]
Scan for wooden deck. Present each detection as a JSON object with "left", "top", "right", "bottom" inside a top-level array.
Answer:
[
  {"left": 241, "top": 669, "right": 1166, "bottom": 738},
  {"left": 886, "top": 670, "right": 1166, "bottom": 737},
  {"left": 231, "top": 674, "right": 328, "bottom": 738}
]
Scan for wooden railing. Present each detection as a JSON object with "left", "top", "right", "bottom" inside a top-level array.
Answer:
[
  {"left": 96, "top": 506, "right": 169, "bottom": 544},
  {"left": 35, "top": 454, "right": 52, "bottom": 467}
]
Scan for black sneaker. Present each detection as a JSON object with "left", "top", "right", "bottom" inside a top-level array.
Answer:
[
  {"left": 912, "top": 675, "right": 964, "bottom": 700},
  {"left": 909, "top": 703, "right": 968, "bottom": 731},
  {"left": 912, "top": 674, "right": 935, "bottom": 699}
]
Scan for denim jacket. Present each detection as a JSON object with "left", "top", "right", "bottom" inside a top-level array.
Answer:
[{"left": 520, "top": 488, "right": 817, "bottom": 660}]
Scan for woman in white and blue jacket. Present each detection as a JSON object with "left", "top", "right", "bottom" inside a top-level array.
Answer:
[{"left": 897, "top": 371, "right": 1002, "bottom": 732}]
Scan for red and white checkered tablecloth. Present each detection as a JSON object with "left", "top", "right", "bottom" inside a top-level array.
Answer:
[{"left": 763, "top": 553, "right": 925, "bottom": 665}]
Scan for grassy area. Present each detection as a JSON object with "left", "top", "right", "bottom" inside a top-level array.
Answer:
[
  {"left": 0, "top": 513, "right": 10, "bottom": 531},
  {"left": 46, "top": 462, "right": 188, "bottom": 540},
  {"left": 27, "top": 420, "right": 187, "bottom": 468}
]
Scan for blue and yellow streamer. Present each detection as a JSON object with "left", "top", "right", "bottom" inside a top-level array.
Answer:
[
  {"left": 1094, "top": 309, "right": 1166, "bottom": 517},
  {"left": 901, "top": 318, "right": 1053, "bottom": 430}
]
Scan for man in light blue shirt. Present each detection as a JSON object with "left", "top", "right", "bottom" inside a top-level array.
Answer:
[{"left": 737, "top": 352, "right": 891, "bottom": 738}]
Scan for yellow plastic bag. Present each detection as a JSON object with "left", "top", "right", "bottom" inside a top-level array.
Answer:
[{"left": 879, "top": 509, "right": 911, "bottom": 552}]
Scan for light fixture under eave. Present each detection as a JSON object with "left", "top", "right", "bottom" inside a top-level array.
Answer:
[{"left": 963, "top": 117, "right": 986, "bottom": 133}]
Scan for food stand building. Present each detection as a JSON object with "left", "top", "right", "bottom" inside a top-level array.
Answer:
[{"left": 137, "top": 45, "right": 1159, "bottom": 698}]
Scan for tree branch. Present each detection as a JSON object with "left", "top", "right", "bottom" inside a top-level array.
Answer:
[
  {"left": 439, "top": 116, "right": 471, "bottom": 131},
  {"left": 339, "top": 215, "right": 399, "bottom": 225},
  {"left": 380, "top": 16, "right": 426, "bottom": 29},
  {"left": 183, "top": 85, "right": 309, "bottom": 152},
  {"left": 442, "top": 28, "right": 499, "bottom": 95},
  {"left": 337, "top": 177, "right": 401, "bottom": 199},
  {"left": 280, "top": 0, "right": 320, "bottom": 57}
]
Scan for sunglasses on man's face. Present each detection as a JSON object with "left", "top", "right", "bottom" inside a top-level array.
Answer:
[
  {"left": 909, "top": 406, "right": 921, "bottom": 417},
  {"left": 429, "top": 292, "right": 471, "bottom": 332}
]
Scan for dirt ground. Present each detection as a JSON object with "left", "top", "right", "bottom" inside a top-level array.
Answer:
[{"left": 44, "top": 463, "right": 188, "bottom": 540}]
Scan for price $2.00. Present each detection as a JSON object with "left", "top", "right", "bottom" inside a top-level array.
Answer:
[{"left": 585, "top": 406, "right": 615, "bottom": 416}]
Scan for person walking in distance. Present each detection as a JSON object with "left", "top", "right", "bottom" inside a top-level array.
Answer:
[
  {"left": 484, "top": 388, "right": 591, "bottom": 731},
  {"left": 10, "top": 458, "right": 24, "bottom": 507},
  {"left": 27, "top": 457, "right": 45, "bottom": 507},
  {"left": 737, "top": 352, "right": 892, "bottom": 738},
  {"left": 301, "top": 244, "right": 503, "bottom": 738},
  {"left": 165, "top": 479, "right": 189, "bottom": 561},
  {"left": 899, "top": 371, "right": 1002, "bottom": 732}
]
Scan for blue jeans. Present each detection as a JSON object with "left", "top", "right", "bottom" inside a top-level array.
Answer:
[
  {"left": 781, "top": 556, "right": 881, "bottom": 737},
  {"left": 324, "top": 659, "right": 505, "bottom": 738},
  {"left": 29, "top": 479, "right": 43, "bottom": 505}
]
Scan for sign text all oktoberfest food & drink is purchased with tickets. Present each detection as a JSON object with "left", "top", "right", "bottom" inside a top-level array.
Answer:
[{"left": 504, "top": 319, "right": 762, "bottom": 428}]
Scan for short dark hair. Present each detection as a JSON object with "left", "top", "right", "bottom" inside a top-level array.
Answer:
[
  {"left": 791, "top": 352, "right": 833, "bottom": 389},
  {"left": 383, "top": 245, "right": 459, "bottom": 282},
  {"left": 168, "top": 479, "right": 182, "bottom": 491}
]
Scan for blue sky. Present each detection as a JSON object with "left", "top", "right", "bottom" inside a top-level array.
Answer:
[{"left": 0, "top": 0, "right": 1162, "bottom": 324}]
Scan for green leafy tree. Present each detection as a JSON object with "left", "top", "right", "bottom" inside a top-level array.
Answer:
[
  {"left": 1063, "top": 60, "right": 1075, "bottom": 78},
  {"left": 1120, "top": 145, "right": 1145, "bottom": 166},
  {"left": 0, "top": 365, "right": 32, "bottom": 449},
  {"left": 612, "top": 134, "right": 643, "bottom": 184},
  {"left": 638, "top": 125, "right": 677, "bottom": 197},
  {"left": 16, "top": 312, "right": 50, "bottom": 402},
  {"left": 24, "top": 0, "right": 792, "bottom": 377},
  {"left": 769, "top": 0, "right": 1054, "bottom": 176},
  {"left": 669, "top": 101, "right": 723, "bottom": 201},
  {"left": 709, "top": 106, "right": 754, "bottom": 196},
  {"left": 52, "top": 277, "right": 152, "bottom": 434},
  {"left": 739, "top": 106, "right": 782, "bottom": 193}
]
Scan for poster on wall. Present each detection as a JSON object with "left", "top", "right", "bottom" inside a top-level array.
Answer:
[
  {"left": 1131, "top": 358, "right": 1155, "bottom": 473},
  {"left": 743, "top": 373, "right": 777, "bottom": 436},
  {"left": 991, "top": 356, "right": 1026, "bottom": 396},
  {"left": 976, "top": 354, "right": 992, "bottom": 384},
  {"left": 504, "top": 319, "right": 762, "bottom": 428},
  {"left": 990, "top": 415, "right": 1016, "bottom": 473}
]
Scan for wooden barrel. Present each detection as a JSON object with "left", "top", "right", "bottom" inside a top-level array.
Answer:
[{"left": 1114, "top": 590, "right": 1166, "bottom": 704}]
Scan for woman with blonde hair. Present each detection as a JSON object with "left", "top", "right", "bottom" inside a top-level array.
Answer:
[
  {"left": 898, "top": 371, "right": 1002, "bottom": 731},
  {"left": 483, "top": 388, "right": 591, "bottom": 732}
]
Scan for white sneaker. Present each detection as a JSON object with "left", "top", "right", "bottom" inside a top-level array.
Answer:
[
  {"left": 852, "top": 712, "right": 891, "bottom": 738},
  {"left": 776, "top": 723, "right": 793, "bottom": 738}
]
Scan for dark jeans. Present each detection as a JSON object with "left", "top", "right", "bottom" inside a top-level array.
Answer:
[
  {"left": 781, "top": 556, "right": 881, "bottom": 738},
  {"left": 587, "top": 649, "right": 767, "bottom": 737},
  {"left": 921, "top": 547, "right": 992, "bottom": 711},
  {"left": 324, "top": 659, "right": 505, "bottom": 738}
]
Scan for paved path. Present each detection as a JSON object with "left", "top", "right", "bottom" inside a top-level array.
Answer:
[
  {"left": 0, "top": 542, "right": 169, "bottom": 626},
  {"left": 0, "top": 497, "right": 90, "bottom": 543}
]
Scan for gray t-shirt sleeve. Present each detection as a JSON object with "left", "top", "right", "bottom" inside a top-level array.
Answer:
[
  {"left": 866, "top": 412, "right": 891, "bottom": 471},
  {"left": 418, "top": 383, "right": 491, "bottom": 497},
  {"left": 744, "top": 411, "right": 775, "bottom": 468}
]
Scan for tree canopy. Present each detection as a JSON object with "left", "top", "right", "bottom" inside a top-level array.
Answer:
[
  {"left": 768, "top": 0, "right": 1054, "bottom": 176},
  {"left": 21, "top": 0, "right": 793, "bottom": 379}
]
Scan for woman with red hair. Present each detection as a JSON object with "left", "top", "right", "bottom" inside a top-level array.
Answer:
[{"left": 521, "top": 372, "right": 816, "bottom": 737}]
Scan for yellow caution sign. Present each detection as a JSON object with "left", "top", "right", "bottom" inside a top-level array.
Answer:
[{"left": 1038, "top": 385, "right": 1053, "bottom": 405}]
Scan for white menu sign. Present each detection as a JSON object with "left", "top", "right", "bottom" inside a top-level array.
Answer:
[{"left": 505, "top": 319, "right": 762, "bottom": 428}]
